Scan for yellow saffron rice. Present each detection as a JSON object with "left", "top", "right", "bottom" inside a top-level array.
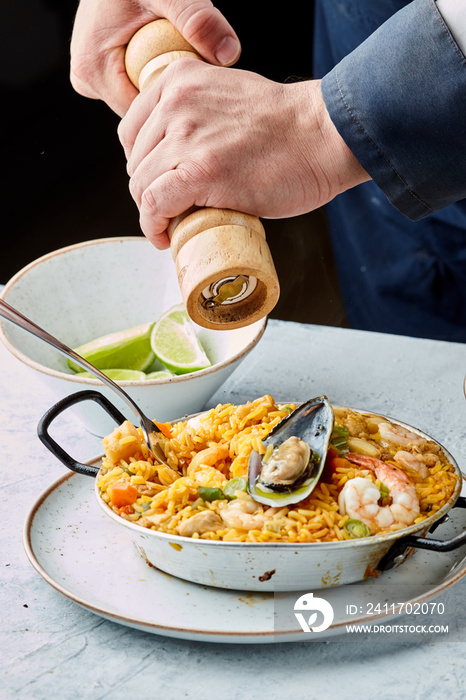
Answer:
[{"left": 96, "top": 395, "right": 459, "bottom": 543}]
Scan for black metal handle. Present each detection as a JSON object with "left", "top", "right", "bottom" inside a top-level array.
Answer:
[
  {"left": 378, "top": 496, "right": 466, "bottom": 571},
  {"left": 38, "top": 390, "right": 126, "bottom": 477}
]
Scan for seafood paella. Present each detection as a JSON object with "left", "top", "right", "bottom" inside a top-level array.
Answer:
[{"left": 96, "top": 395, "right": 459, "bottom": 543}]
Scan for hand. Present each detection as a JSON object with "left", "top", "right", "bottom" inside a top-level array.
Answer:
[
  {"left": 118, "top": 60, "right": 370, "bottom": 248},
  {"left": 70, "top": 0, "right": 241, "bottom": 116}
]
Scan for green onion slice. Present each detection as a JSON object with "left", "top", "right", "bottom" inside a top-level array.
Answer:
[
  {"left": 344, "top": 519, "right": 371, "bottom": 538},
  {"left": 331, "top": 425, "right": 349, "bottom": 452},
  {"left": 331, "top": 435, "right": 348, "bottom": 451},
  {"left": 379, "top": 482, "right": 390, "bottom": 499},
  {"left": 332, "top": 425, "right": 349, "bottom": 437}
]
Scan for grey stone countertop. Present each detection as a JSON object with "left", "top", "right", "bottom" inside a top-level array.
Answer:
[{"left": 1, "top": 319, "right": 465, "bottom": 699}]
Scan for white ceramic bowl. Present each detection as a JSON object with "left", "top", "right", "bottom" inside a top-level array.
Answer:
[{"left": 0, "top": 237, "right": 266, "bottom": 435}]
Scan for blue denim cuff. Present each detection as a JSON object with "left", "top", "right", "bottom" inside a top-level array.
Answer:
[{"left": 321, "top": 0, "right": 466, "bottom": 221}]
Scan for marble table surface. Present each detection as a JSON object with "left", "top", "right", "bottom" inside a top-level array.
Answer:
[{"left": 1, "top": 318, "right": 465, "bottom": 699}]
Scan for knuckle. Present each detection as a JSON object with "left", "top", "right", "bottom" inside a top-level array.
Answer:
[
  {"left": 140, "top": 186, "right": 158, "bottom": 214},
  {"left": 69, "top": 64, "right": 93, "bottom": 98},
  {"left": 182, "top": 7, "right": 224, "bottom": 46},
  {"left": 117, "top": 120, "right": 130, "bottom": 151},
  {"left": 173, "top": 113, "right": 198, "bottom": 140},
  {"left": 128, "top": 177, "right": 142, "bottom": 205},
  {"left": 171, "top": 2, "right": 210, "bottom": 31},
  {"left": 165, "top": 76, "right": 197, "bottom": 107},
  {"left": 69, "top": 53, "right": 97, "bottom": 93},
  {"left": 69, "top": 55, "right": 86, "bottom": 84}
]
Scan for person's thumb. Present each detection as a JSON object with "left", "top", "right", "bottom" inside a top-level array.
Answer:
[{"left": 156, "top": 1, "right": 241, "bottom": 66}]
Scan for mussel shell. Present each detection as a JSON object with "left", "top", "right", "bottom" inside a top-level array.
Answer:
[{"left": 247, "top": 396, "right": 335, "bottom": 507}]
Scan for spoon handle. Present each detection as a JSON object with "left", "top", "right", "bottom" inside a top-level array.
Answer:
[{"left": 0, "top": 298, "right": 143, "bottom": 421}]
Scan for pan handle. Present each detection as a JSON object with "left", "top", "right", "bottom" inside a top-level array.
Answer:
[
  {"left": 377, "top": 496, "right": 466, "bottom": 571},
  {"left": 37, "top": 390, "right": 126, "bottom": 477}
]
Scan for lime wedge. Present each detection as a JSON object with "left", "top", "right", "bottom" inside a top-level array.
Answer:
[
  {"left": 77, "top": 369, "right": 146, "bottom": 381},
  {"left": 68, "top": 322, "right": 155, "bottom": 373},
  {"left": 145, "top": 370, "right": 174, "bottom": 380},
  {"left": 150, "top": 304, "right": 211, "bottom": 375}
]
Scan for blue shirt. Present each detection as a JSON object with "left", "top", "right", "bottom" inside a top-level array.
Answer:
[{"left": 315, "top": 0, "right": 466, "bottom": 341}]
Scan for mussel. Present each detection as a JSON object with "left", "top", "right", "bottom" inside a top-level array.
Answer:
[{"left": 247, "top": 396, "right": 335, "bottom": 506}]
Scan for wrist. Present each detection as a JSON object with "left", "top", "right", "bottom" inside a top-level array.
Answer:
[{"left": 301, "top": 79, "right": 370, "bottom": 203}]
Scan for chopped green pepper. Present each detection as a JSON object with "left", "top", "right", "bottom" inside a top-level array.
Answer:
[
  {"left": 344, "top": 519, "right": 371, "bottom": 539},
  {"left": 123, "top": 467, "right": 135, "bottom": 476},
  {"left": 198, "top": 486, "right": 225, "bottom": 502},
  {"left": 142, "top": 501, "right": 152, "bottom": 511},
  {"left": 223, "top": 477, "right": 248, "bottom": 500}
]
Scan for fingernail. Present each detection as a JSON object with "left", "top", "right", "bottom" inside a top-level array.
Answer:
[{"left": 215, "top": 35, "right": 241, "bottom": 66}]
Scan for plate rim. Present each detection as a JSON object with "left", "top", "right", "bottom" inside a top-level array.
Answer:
[{"left": 23, "top": 470, "right": 466, "bottom": 642}]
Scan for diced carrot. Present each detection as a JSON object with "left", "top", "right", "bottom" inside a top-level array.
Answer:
[
  {"left": 110, "top": 481, "right": 138, "bottom": 508},
  {"left": 155, "top": 421, "right": 172, "bottom": 439},
  {"left": 331, "top": 457, "right": 351, "bottom": 471}
]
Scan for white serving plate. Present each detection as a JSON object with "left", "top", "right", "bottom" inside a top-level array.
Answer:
[{"left": 24, "top": 471, "right": 466, "bottom": 643}]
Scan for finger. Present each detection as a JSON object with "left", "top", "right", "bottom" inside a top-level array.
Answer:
[
  {"left": 98, "top": 74, "right": 139, "bottom": 118},
  {"left": 137, "top": 168, "right": 198, "bottom": 242},
  {"left": 118, "top": 83, "right": 164, "bottom": 164},
  {"left": 140, "top": 219, "right": 171, "bottom": 250},
  {"left": 128, "top": 133, "right": 181, "bottom": 208},
  {"left": 150, "top": 1, "right": 241, "bottom": 66},
  {"left": 71, "top": 44, "right": 140, "bottom": 117}
]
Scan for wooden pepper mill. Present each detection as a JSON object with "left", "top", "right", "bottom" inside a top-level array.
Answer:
[{"left": 125, "top": 19, "right": 280, "bottom": 330}]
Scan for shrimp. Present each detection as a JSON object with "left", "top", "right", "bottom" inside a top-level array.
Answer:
[
  {"left": 187, "top": 445, "right": 230, "bottom": 487},
  {"left": 378, "top": 422, "right": 424, "bottom": 447},
  {"left": 394, "top": 451, "right": 430, "bottom": 479},
  {"left": 185, "top": 412, "right": 208, "bottom": 432},
  {"left": 220, "top": 497, "right": 280, "bottom": 531},
  {"left": 338, "top": 453, "right": 420, "bottom": 533},
  {"left": 188, "top": 444, "right": 229, "bottom": 471}
]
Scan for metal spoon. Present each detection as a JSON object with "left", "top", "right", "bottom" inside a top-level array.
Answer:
[{"left": 0, "top": 298, "right": 168, "bottom": 465}]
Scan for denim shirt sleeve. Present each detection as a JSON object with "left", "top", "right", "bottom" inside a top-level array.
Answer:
[{"left": 321, "top": 0, "right": 466, "bottom": 221}]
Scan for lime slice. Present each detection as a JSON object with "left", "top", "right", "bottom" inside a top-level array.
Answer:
[
  {"left": 77, "top": 369, "right": 146, "bottom": 381},
  {"left": 145, "top": 370, "right": 174, "bottom": 380},
  {"left": 150, "top": 304, "right": 211, "bottom": 375},
  {"left": 68, "top": 322, "right": 155, "bottom": 373},
  {"left": 223, "top": 477, "right": 248, "bottom": 500}
]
